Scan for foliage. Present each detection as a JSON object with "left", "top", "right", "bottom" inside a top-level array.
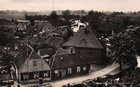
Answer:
[
  {"left": 50, "top": 11, "right": 58, "bottom": 20},
  {"left": 88, "top": 10, "right": 103, "bottom": 30},
  {"left": 62, "top": 10, "right": 71, "bottom": 20},
  {"left": 109, "top": 26, "right": 140, "bottom": 69},
  {"left": 0, "top": 29, "right": 15, "bottom": 46}
]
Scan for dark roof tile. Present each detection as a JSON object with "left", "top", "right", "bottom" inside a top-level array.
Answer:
[
  {"left": 50, "top": 53, "right": 87, "bottom": 69},
  {"left": 63, "top": 26, "right": 103, "bottom": 49}
]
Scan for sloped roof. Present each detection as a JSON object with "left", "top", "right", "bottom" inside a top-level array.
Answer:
[
  {"left": 21, "top": 36, "right": 46, "bottom": 45},
  {"left": 50, "top": 53, "right": 87, "bottom": 69},
  {"left": 38, "top": 48, "right": 55, "bottom": 57},
  {"left": 46, "top": 35, "right": 64, "bottom": 48},
  {"left": 63, "top": 26, "right": 103, "bottom": 49},
  {"left": 15, "top": 45, "right": 32, "bottom": 69},
  {"left": 15, "top": 45, "right": 49, "bottom": 70},
  {"left": 55, "top": 48, "right": 70, "bottom": 55}
]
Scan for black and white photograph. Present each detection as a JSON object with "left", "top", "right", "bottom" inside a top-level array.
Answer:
[{"left": 0, "top": 0, "right": 140, "bottom": 87}]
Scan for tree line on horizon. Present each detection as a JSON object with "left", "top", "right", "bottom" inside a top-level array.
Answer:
[{"left": 25, "top": 10, "right": 140, "bottom": 34}]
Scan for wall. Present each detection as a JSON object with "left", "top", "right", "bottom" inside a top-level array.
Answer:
[
  {"left": 74, "top": 47, "right": 103, "bottom": 64},
  {"left": 18, "top": 58, "right": 50, "bottom": 81},
  {"left": 19, "top": 59, "right": 50, "bottom": 73},
  {"left": 51, "top": 64, "right": 90, "bottom": 80}
]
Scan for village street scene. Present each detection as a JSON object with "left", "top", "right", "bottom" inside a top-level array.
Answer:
[{"left": 0, "top": 0, "right": 140, "bottom": 87}]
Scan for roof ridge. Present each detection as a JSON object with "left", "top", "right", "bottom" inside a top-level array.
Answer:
[
  {"left": 50, "top": 54, "right": 56, "bottom": 68},
  {"left": 14, "top": 45, "right": 27, "bottom": 57},
  {"left": 56, "top": 48, "right": 62, "bottom": 54},
  {"left": 17, "top": 45, "right": 34, "bottom": 70},
  {"left": 89, "top": 27, "right": 103, "bottom": 48},
  {"left": 56, "top": 37, "right": 63, "bottom": 47},
  {"left": 27, "top": 45, "right": 34, "bottom": 59}
]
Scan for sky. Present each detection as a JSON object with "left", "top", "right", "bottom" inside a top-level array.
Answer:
[{"left": 0, "top": 0, "right": 140, "bottom": 12}]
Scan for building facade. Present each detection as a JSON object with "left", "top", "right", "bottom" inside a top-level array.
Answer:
[
  {"left": 14, "top": 45, "right": 51, "bottom": 82},
  {"left": 50, "top": 53, "right": 90, "bottom": 80},
  {"left": 63, "top": 26, "right": 105, "bottom": 64}
]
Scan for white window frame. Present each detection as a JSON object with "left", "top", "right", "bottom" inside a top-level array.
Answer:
[
  {"left": 23, "top": 74, "right": 29, "bottom": 80},
  {"left": 44, "top": 72, "right": 48, "bottom": 77},
  {"left": 68, "top": 68, "right": 72, "bottom": 74},
  {"left": 83, "top": 66, "right": 86, "bottom": 71},
  {"left": 77, "top": 66, "right": 81, "bottom": 72},
  {"left": 34, "top": 73, "right": 39, "bottom": 79}
]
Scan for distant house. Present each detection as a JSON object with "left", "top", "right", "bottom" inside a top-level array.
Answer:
[
  {"left": 14, "top": 45, "right": 51, "bottom": 82},
  {"left": 46, "top": 35, "right": 65, "bottom": 48},
  {"left": 50, "top": 53, "right": 90, "bottom": 80},
  {"left": 16, "top": 22, "right": 27, "bottom": 31},
  {"left": 21, "top": 36, "right": 46, "bottom": 46},
  {"left": 63, "top": 26, "right": 105, "bottom": 64}
]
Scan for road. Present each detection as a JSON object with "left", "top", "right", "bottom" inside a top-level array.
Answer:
[{"left": 16, "top": 62, "right": 119, "bottom": 87}]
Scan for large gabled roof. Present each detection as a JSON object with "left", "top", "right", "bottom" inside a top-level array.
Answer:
[
  {"left": 15, "top": 45, "right": 50, "bottom": 70},
  {"left": 50, "top": 53, "right": 87, "bottom": 69},
  {"left": 63, "top": 26, "right": 103, "bottom": 49},
  {"left": 15, "top": 45, "right": 33, "bottom": 69}
]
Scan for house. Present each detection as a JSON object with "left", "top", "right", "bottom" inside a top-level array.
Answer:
[
  {"left": 63, "top": 26, "right": 105, "bottom": 64},
  {"left": 50, "top": 53, "right": 90, "bottom": 80},
  {"left": 21, "top": 36, "right": 46, "bottom": 47},
  {"left": 46, "top": 35, "right": 65, "bottom": 48},
  {"left": 14, "top": 45, "right": 51, "bottom": 83},
  {"left": 16, "top": 22, "right": 27, "bottom": 31}
]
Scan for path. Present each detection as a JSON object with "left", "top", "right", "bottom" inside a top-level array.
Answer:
[
  {"left": 18, "top": 62, "right": 119, "bottom": 87},
  {"left": 51, "top": 62, "right": 119, "bottom": 87}
]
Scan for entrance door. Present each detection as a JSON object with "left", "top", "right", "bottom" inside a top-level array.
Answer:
[{"left": 61, "top": 69, "right": 66, "bottom": 78}]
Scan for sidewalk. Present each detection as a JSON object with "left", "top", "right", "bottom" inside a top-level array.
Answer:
[{"left": 18, "top": 62, "right": 119, "bottom": 87}]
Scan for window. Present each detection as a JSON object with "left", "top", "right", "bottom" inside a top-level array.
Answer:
[
  {"left": 77, "top": 66, "right": 81, "bottom": 72},
  {"left": 68, "top": 68, "right": 72, "bottom": 74},
  {"left": 80, "top": 39, "right": 86, "bottom": 46},
  {"left": 23, "top": 73, "right": 29, "bottom": 80},
  {"left": 44, "top": 72, "right": 48, "bottom": 77},
  {"left": 33, "top": 61, "right": 37, "bottom": 67},
  {"left": 78, "top": 51, "right": 80, "bottom": 54},
  {"left": 83, "top": 66, "right": 86, "bottom": 71},
  {"left": 34, "top": 73, "right": 39, "bottom": 79},
  {"left": 54, "top": 70, "right": 59, "bottom": 74}
]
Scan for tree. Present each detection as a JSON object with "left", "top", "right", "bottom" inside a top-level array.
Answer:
[
  {"left": 50, "top": 11, "right": 58, "bottom": 20},
  {"left": 62, "top": 10, "right": 71, "bottom": 20},
  {"left": 48, "top": 11, "right": 60, "bottom": 27},
  {"left": 1, "top": 52, "right": 14, "bottom": 73},
  {"left": 29, "top": 16, "right": 35, "bottom": 26},
  {"left": 109, "top": 26, "right": 140, "bottom": 70},
  {"left": 87, "top": 10, "right": 104, "bottom": 30}
]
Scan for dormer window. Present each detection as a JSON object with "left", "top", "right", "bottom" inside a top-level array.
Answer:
[{"left": 80, "top": 39, "right": 86, "bottom": 46}]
